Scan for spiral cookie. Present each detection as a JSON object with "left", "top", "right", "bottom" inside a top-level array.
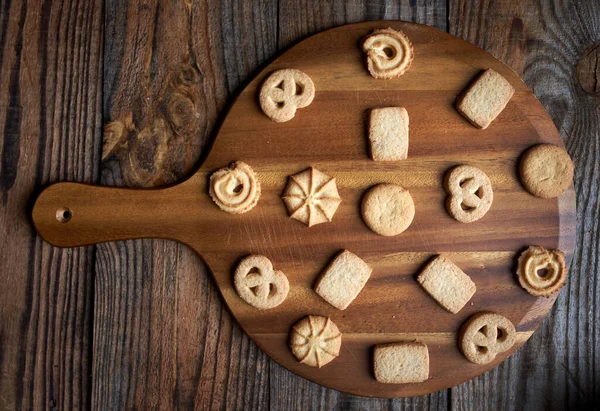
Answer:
[
  {"left": 209, "top": 161, "right": 261, "bottom": 214},
  {"left": 289, "top": 315, "right": 342, "bottom": 368},
  {"left": 361, "top": 28, "right": 414, "bottom": 79},
  {"left": 259, "top": 69, "right": 315, "bottom": 123},
  {"left": 516, "top": 246, "right": 567, "bottom": 297}
]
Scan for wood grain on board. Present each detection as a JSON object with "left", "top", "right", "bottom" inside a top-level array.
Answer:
[
  {"left": 1, "top": 0, "right": 598, "bottom": 409},
  {"left": 33, "top": 20, "right": 576, "bottom": 399}
]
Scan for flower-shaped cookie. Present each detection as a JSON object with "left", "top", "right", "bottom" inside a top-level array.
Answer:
[
  {"left": 281, "top": 167, "right": 342, "bottom": 227},
  {"left": 289, "top": 315, "right": 342, "bottom": 368}
]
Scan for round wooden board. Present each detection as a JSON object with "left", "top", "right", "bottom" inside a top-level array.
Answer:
[{"left": 32, "top": 21, "right": 576, "bottom": 397}]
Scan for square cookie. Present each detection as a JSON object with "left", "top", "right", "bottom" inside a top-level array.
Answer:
[
  {"left": 368, "top": 107, "right": 409, "bottom": 161},
  {"left": 314, "top": 250, "right": 372, "bottom": 310},
  {"left": 455, "top": 69, "right": 515, "bottom": 129},
  {"left": 373, "top": 341, "right": 429, "bottom": 384},
  {"left": 417, "top": 255, "right": 476, "bottom": 314}
]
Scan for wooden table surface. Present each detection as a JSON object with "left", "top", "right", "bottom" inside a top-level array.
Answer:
[{"left": 0, "top": 1, "right": 598, "bottom": 410}]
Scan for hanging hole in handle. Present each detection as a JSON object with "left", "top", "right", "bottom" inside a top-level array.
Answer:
[{"left": 56, "top": 207, "right": 72, "bottom": 223}]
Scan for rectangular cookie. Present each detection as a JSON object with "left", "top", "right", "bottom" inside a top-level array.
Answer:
[
  {"left": 368, "top": 107, "right": 409, "bottom": 161},
  {"left": 314, "top": 250, "right": 372, "bottom": 310},
  {"left": 456, "top": 69, "right": 515, "bottom": 129},
  {"left": 417, "top": 255, "right": 476, "bottom": 314},
  {"left": 373, "top": 341, "right": 429, "bottom": 384}
]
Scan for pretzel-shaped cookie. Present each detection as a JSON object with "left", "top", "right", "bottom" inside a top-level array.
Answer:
[
  {"left": 516, "top": 246, "right": 567, "bottom": 297},
  {"left": 209, "top": 161, "right": 261, "bottom": 214},
  {"left": 444, "top": 165, "right": 493, "bottom": 223},
  {"left": 234, "top": 255, "right": 289, "bottom": 310},
  {"left": 259, "top": 69, "right": 315, "bottom": 122},
  {"left": 459, "top": 312, "right": 516, "bottom": 364},
  {"left": 361, "top": 28, "right": 414, "bottom": 79}
]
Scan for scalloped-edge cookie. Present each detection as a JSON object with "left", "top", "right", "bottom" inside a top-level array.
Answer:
[{"left": 289, "top": 315, "right": 342, "bottom": 368}]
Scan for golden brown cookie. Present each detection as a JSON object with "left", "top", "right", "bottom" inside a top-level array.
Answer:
[
  {"left": 361, "top": 184, "right": 415, "bottom": 236},
  {"left": 368, "top": 107, "right": 409, "bottom": 161},
  {"left": 259, "top": 69, "right": 315, "bottom": 122},
  {"left": 314, "top": 250, "right": 372, "bottom": 310},
  {"left": 281, "top": 167, "right": 342, "bottom": 227},
  {"left": 289, "top": 315, "right": 342, "bottom": 368},
  {"left": 373, "top": 341, "right": 429, "bottom": 383},
  {"left": 361, "top": 28, "right": 414, "bottom": 79},
  {"left": 516, "top": 246, "right": 567, "bottom": 297},
  {"left": 234, "top": 255, "right": 289, "bottom": 309},
  {"left": 417, "top": 255, "right": 476, "bottom": 314},
  {"left": 209, "top": 161, "right": 261, "bottom": 214},
  {"left": 444, "top": 165, "right": 493, "bottom": 223},
  {"left": 459, "top": 312, "right": 516, "bottom": 365},
  {"left": 519, "top": 144, "right": 574, "bottom": 198},
  {"left": 456, "top": 69, "right": 515, "bottom": 129}
]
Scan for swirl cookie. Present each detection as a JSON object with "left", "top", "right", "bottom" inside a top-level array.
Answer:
[
  {"left": 281, "top": 167, "right": 342, "bottom": 227},
  {"left": 209, "top": 161, "right": 261, "bottom": 214},
  {"left": 362, "top": 28, "right": 414, "bottom": 79},
  {"left": 459, "top": 312, "right": 516, "bottom": 365},
  {"left": 289, "top": 315, "right": 342, "bottom": 368},
  {"left": 259, "top": 69, "right": 315, "bottom": 122},
  {"left": 234, "top": 255, "right": 289, "bottom": 309},
  {"left": 444, "top": 165, "right": 493, "bottom": 223},
  {"left": 516, "top": 246, "right": 567, "bottom": 297},
  {"left": 361, "top": 184, "right": 415, "bottom": 236},
  {"left": 519, "top": 144, "right": 574, "bottom": 198}
]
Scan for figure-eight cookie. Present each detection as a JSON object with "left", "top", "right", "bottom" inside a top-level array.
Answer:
[
  {"left": 209, "top": 161, "right": 261, "bottom": 214},
  {"left": 362, "top": 28, "right": 413, "bottom": 79},
  {"left": 459, "top": 312, "right": 516, "bottom": 365},
  {"left": 444, "top": 165, "right": 493, "bottom": 223},
  {"left": 234, "top": 255, "right": 289, "bottom": 309},
  {"left": 519, "top": 144, "right": 574, "bottom": 198},
  {"left": 516, "top": 246, "right": 567, "bottom": 297},
  {"left": 259, "top": 69, "right": 315, "bottom": 122}
]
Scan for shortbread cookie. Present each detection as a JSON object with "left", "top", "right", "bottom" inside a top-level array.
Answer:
[
  {"left": 209, "top": 161, "right": 261, "bottom": 214},
  {"left": 259, "top": 69, "right": 315, "bottom": 122},
  {"left": 519, "top": 144, "right": 574, "bottom": 198},
  {"left": 361, "top": 184, "right": 415, "bottom": 236},
  {"left": 314, "top": 250, "right": 372, "bottom": 310},
  {"left": 516, "top": 246, "right": 567, "bottom": 297},
  {"left": 234, "top": 255, "right": 289, "bottom": 309},
  {"left": 289, "top": 315, "right": 342, "bottom": 368},
  {"left": 373, "top": 342, "right": 429, "bottom": 383},
  {"left": 417, "top": 255, "right": 476, "bottom": 314},
  {"left": 362, "top": 28, "right": 414, "bottom": 79},
  {"left": 281, "top": 167, "right": 342, "bottom": 227},
  {"left": 456, "top": 69, "right": 515, "bottom": 129},
  {"left": 368, "top": 107, "right": 409, "bottom": 161},
  {"left": 459, "top": 312, "right": 516, "bottom": 365},
  {"left": 444, "top": 165, "right": 493, "bottom": 223}
]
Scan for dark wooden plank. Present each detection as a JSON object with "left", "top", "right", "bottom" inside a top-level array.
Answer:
[
  {"left": 96, "top": 1, "right": 277, "bottom": 409},
  {"left": 0, "top": 0, "right": 102, "bottom": 409},
  {"left": 449, "top": 0, "right": 600, "bottom": 409},
  {"left": 271, "top": 1, "right": 450, "bottom": 408}
]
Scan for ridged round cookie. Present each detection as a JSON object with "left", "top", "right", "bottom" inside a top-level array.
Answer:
[
  {"left": 519, "top": 144, "right": 574, "bottom": 198},
  {"left": 209, "top": 161, "right": 261, "bottom": 214},
  {"left": 516, "top": 246, "right": 567, "bottom": 297},
  {"left": 361, "top": 28, "right": 414, "bottom": 79},
  {"left": 361, "top": 184, "right": 415, "bottom": 236},
  {"left": 289, "top": 315, "right": 342, "bottom": 368}
]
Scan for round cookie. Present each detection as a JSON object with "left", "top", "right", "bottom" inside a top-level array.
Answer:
[
  {"left": 519, "top": 144, "right": 574, "bottom": 198},
  {"left": 361, "top": 184, "right": 415, "bottom": 236}
]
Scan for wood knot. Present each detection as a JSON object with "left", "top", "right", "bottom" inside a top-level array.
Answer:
[{"left": 577, "top": 43, "right": 600, "bottom": 95}]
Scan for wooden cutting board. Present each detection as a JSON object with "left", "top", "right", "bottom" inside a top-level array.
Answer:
[{"left": 32, "top": 21, "right": 576, "bottom": 397}]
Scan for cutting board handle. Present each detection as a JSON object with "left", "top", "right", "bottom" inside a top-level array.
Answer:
[{"left": 32, "top": 182, "right": 188, "bottom": 247}]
